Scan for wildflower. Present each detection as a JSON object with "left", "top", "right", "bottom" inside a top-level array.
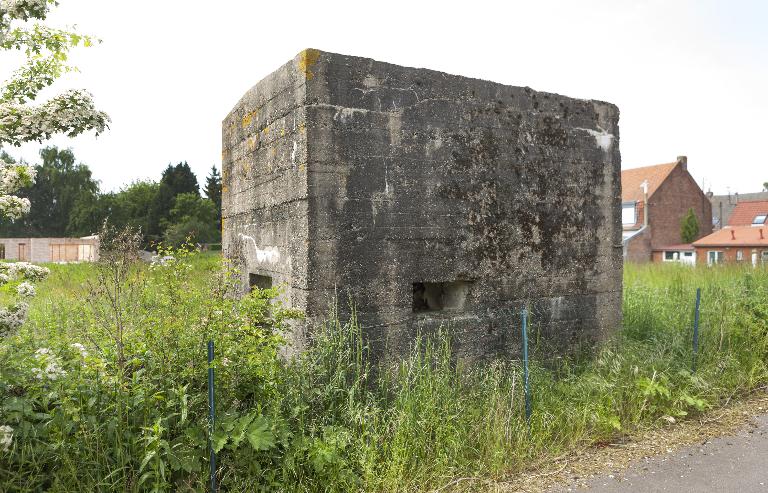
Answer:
[
  {"left": 44, "top": 361, "right": 66, "bottom": 379},
  {"left": 221, "top": 357, "right": 230, "bottom": 367},
  {"left": 0, "top": 302, "right": 28, "bottom": 337},
  {"left": 16, "top": 281, "right": 35, "bottom": 297},
  {"left": 0, "top": 425, "right": 12, "bottom": 452},
  {"left": 71, "top": 343, "right": 88, "bottom": 357},
  {"left": 32, "top": 360, "right": 66, "bottom": 380},
  {"left": 32, "top": 347, "right": 66, "bottom": 380}
]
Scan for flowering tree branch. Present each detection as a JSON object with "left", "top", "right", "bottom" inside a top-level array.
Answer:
[
  {"left": 0, "top": 0, "right": 106, "bottom": 336},
  {"left": 1, "top": 0, "right": 111, "bottom": 147}
]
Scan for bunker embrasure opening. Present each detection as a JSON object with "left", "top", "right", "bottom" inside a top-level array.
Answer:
[
  {"left": 412, "top": 281, "right": 473, "bottom": 312},
  {"left": 249, "top": 273, "right": 273, "bottom": 291}
]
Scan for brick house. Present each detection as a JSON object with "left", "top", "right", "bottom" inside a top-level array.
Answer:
[
  {"left": 692, "top": 200, "right": 768, "bottom": 265},
  {"left": 621, "top": 156, "right": 712, "bottom": 263},
  {"left": 709, "top": 191, "right": 768, "bottom": 230}
]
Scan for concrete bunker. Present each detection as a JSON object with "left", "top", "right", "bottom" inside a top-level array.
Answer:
[{"left": 222, "top": 49, "right": 623, "bottom": 362}]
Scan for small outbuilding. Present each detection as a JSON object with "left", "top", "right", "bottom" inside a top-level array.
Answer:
[
  {"left": 222, "top": 49, "right": 622, "bottom": 362},
  {"left": 0, "top": 236, "right": 99, "bottom": 263}
]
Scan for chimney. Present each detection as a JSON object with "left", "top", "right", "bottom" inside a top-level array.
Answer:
[
  {"left": 641, "top": 180, "right": 649, "bottom": 226},
  {"left": 719, "top": 202, "right": 723, "bottom": 230},
  {"left": 676, "top": 155, "right": 688, "bottom": 171}
]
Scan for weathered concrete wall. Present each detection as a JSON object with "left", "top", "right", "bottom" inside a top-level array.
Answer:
[{"left": 223, "top": 49, "right": 623, "bottom": 362}]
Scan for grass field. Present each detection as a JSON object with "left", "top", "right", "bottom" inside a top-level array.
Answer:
[{"left": 1, "top": 252, "right": 767, "bottom": 492}]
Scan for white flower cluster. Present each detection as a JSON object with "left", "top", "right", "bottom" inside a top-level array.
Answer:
[
  {"left": 0, "top": 90, "right": 110, "bottom": 146},
  {"left": 0, "top": 261, "right": 50, "bottom": 282},
  {"left": 16, "top": 281, "right": 34, "bottom": 297},
  {"left": 0, "top": 159, "right": 35, "bottom": 194},
  {"left": 71, "top": 342, "right": 88, "bottom": 357},
  {"left": 0, "top": 195, "right": 30, "bottom": 220},
  {"left": 32, "top": 347, "right": 66, "bottom": 380},
  {"left": 0, "top": 301, "right": 27, "bottom": 337},
  {"left": 0, "top": 424, "right": 12, "bottom": 453},
  {"left": 0, "top": 0, "right": 49, "bottom": 21},
  {"left": 150, "top": 254, "right": 176, "bottom": 267}
]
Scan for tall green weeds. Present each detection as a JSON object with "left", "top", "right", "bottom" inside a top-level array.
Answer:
[{"left": 1, "top": 256, "right": 767, "bottom": 492}]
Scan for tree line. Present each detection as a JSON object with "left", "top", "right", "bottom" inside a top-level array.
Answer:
[{"left": 0, "top": 147, "right": 222, "bottom": 246}]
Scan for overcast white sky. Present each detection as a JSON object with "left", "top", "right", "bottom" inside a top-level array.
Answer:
[{"left": 2, "top": 0, "right": 767, "bottom": 194}]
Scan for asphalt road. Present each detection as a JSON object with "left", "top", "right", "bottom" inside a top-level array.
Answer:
[{"left": 551, "top": 414, "right": 768, "bottom": 492}]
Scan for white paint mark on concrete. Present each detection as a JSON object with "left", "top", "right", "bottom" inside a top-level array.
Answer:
[
  {"left": 384, "top": 161, "right": 390, "bottom": 195},
  {"left": 238, "top": 234, "right": 280, "bottom": 264},
  {"left": 334, "top": 107, "right": 368, "bottom": 122},
  {"left": 291, "top": 141, "right": 297, "bottom": 164},
  {"left": 576, "top": 126, "right": 614, "bottom": 152}
]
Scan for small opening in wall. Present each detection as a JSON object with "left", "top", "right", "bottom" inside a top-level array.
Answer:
[
  {"left": 412, "top": 281, "right": 473, "bottom": 312},
  {"left": 249, "top": 273, "right": 273, "bottom": 291}
]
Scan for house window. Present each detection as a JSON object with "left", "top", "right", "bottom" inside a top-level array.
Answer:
[
  {"left": 663, "top": 251, "right": 679, "bottom": 261},
  {"left": 683, "top": 251, "right": 693, "bottom": 257},
  {"left": 622, "top": 203, "right": 637, "bottom": 225},
  {"left": 736, "top": 250, "right": 743, "bottom": 261},
  {"left": 763, "top": 251, "right": 768, "bottom": 264},
  {"left": 707, "top": 251, "right": 724, "bottom": 265},
  {"left": 752, "top": 214, "right": 767, "bottom": 226}
]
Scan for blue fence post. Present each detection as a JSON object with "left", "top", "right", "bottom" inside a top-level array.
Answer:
[
  {"left": 521, "top": 308, "right": 531, "bottom": 427},
  {"left": 208, "top": 340, "right": 217, "bottom": 492},
  {"left": 692, "top": 288, "right": 701, "bottom": 372}
]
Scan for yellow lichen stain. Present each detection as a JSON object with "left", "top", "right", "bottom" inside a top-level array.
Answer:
[
  {"left": 241, "top": 110, "right": 258, "bottom": 129},
  {"left": 280, "top": 128, "right": 285, "bottom": 137},
  {"left": 242, "top": 161, "right": 252, "bottom": 175},
  {"left": 262, "top": 125, "right": 270, "bottom": 135},
  {"left": 247, "top": 137, "right": 256, "bottom": 151},
  {"left": 298, "top": 49, "right": 321, "bottom": 80},
  {"left": 299, "top": 163, "right": 305, "bottom": 172},
  {"left": 299, "top": 123, "right": 306, "bottom": 134}
]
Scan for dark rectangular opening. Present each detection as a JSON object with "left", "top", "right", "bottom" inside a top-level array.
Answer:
[
  {"left": 412, "top": 280, "right": 473, "bottom": 312},
  {"left": 249, "top": 273, "right": 273, "bottom": 291}
]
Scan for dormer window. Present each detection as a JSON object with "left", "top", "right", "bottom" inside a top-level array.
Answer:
[
  {"left": 752, "top": 214, "right": 767, "bottom": 226},
  {"left": 622, "top": 202, "right": 637, "bottom": 225}
]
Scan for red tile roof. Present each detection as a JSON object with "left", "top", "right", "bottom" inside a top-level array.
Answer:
[
  {"left": 727, "top": 200, "right": 768, "bottom": 226},
  {"left": 621, "top": 162, "right": 678, "bottom": 203},
  {"left": 692, "top": 226, "right": 768, "bottom": 247},
  {"left": 653, "top": 243, "right": 694, "bottom": 251}
]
